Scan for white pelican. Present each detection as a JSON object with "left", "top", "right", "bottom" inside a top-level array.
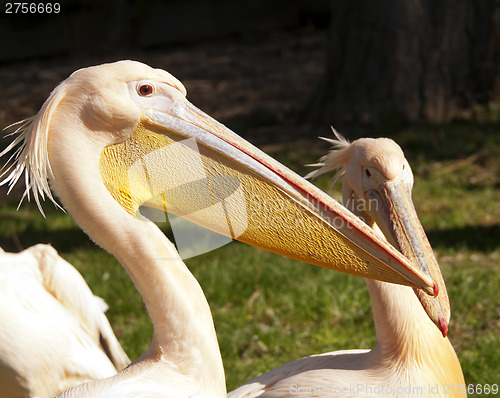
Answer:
[
  {"left": 229, "top": 131, "right": 465, "bottom": 398},
  {"left": 1, "top": 61, "right": 440, "bottom": 397},
  {"left": 0, "top": 244, "right": 130, "bottom": 398}
]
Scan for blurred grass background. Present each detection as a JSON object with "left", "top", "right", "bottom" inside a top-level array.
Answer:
[{"left": 0, "top": 120, "right": 498, "bottom": 394}]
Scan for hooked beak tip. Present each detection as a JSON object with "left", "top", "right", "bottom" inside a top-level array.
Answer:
[
  {"left": 439, "top": 317, "right": 448, "bottom": 338},
  {"left": 433, "top": 281, "right": 439, "bottom": 298}
]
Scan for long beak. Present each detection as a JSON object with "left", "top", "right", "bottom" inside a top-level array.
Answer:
[
  {"left": 366, "top": 180, "right": 450, "bottom": 336},
  {"left": 99, "top": 99, "right": 437, "bottom": 295}
]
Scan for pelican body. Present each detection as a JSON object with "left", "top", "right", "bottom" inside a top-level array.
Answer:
[
  {"left": 0, "top": 244, "right": 129, "bottom": 398},
  {"left": 1, "top": 61, "right": 441, "bottom": 396},
  {"left": 229, "top": 132, "right": 465, "bottom": 398}
]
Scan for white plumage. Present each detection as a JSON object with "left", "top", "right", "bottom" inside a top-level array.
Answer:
[{"left": 0, "top": 244, "right": 130, "bottom": 398}]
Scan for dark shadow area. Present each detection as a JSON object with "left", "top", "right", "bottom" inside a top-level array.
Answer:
[
  {"left": 0, "top": 0, "right": 331, "bottom": 63},
  {"left": 427, "top": 224, "right": 500, "bottom": 253},
  {"left": 389, "top": 121, "right": 500, "bottom": 164},
  {"left": 0, "top": 224, "right": 93, "bottom": 253}
]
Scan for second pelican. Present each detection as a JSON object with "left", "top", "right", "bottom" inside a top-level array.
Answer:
[{"left": 229, "top": 131, "right": 465, "bottom": 398}]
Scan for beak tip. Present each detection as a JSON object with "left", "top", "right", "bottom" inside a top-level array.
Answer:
[
  {"left": 433, "top": 281, "right": 439, "bottom": 298},
  {"left": 439, "top": 317, "right": 448, "bottom": 338}
]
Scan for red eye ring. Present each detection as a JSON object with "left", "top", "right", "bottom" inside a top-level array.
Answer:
[{"left": 139, "top": 84, "right": 154, "bottom": 96}]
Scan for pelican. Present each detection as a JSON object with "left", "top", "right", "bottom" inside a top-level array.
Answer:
[
  {"left": 1, "top": 61, "right": 440, "bottom": 397},
  {"left": 229, "top": 131, "right": 465, "bottom": 398},
  {"left": 0, "top": 244, "right": 130, "bottom": 398}
]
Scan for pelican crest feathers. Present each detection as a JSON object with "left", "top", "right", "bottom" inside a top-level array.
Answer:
[
  {"left": 305, "top": 127, "right": 352, "bottom": 185},
  {"left": 0, "top": 82, "right": 67, "bottom": 215}
]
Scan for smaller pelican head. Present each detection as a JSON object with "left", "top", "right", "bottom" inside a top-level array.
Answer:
[{"left": 307, "top": 129, "right": 450, "bottom": 337}]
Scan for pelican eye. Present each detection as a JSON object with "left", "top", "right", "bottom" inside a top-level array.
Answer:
[
  {"left": 365, "top": 169, "right": 371, "bottom": 177},
  {"left": 138, "top": 84, "right": 154, "bottom": 96}
]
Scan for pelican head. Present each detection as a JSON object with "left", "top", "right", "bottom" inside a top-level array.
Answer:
[
  {"left": 307, "top": 129, "right": 450, "bottom": 336},
  {"left": 1, "top": 61, "right": 437, "bottom": 297}
]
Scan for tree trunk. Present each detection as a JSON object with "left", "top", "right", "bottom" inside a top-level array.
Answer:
[{"left": 315, "top": 0, "right": 500, "bottom": 127}]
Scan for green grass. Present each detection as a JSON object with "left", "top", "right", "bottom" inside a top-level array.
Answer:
[{"left": 0, "top": 121, "right": 499, "bottom": 395}]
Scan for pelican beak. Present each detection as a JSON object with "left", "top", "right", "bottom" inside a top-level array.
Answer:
[
  {"left": 365, "top": 180, "right": 450, "bottom": 336},
  {"left": 99, "top": 98, "right": 436, "bottom": 295}
]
